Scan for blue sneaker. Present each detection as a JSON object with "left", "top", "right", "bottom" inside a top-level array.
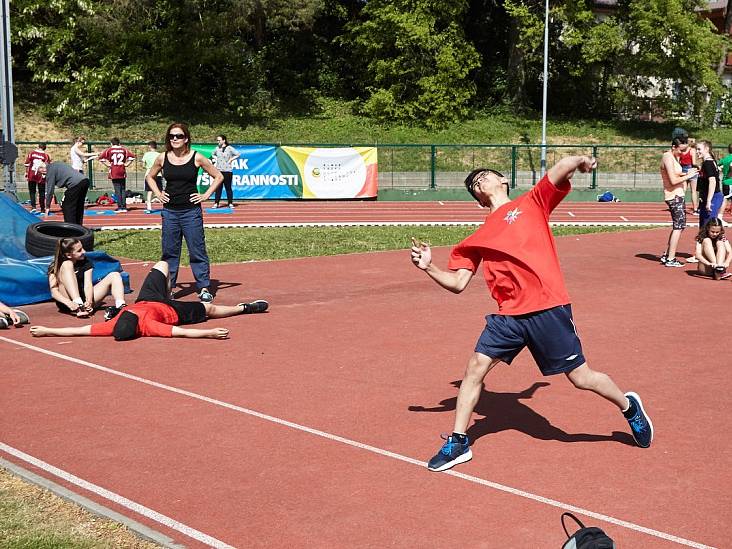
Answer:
[
  {"left": 624, "top": 392, "right": 653, "bottom": 448},
  {"left": 198, "top": 289, "right": 214, "bottom": 303},
  {"left": 427, "top": 434, "right": 472, "bottom": 472}
]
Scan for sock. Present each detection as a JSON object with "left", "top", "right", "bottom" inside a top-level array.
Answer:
[
  {"left": 622, "top": 398, "right": 638, "bottom": 419},
  {"left": 73, "top": 297, "right": 84, "bottom": 306},
  {"left": 115, "top": 299, "right": 125, "bottom": 308},
  {"left": 452, "top": 432, "right": 468, "bottom": 444}
]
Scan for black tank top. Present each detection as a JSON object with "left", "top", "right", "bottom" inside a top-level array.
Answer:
[{"left": 162, "top": 152, "right": 199, "bottom": 210}]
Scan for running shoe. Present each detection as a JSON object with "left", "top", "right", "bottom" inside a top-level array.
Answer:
[
  {"left": 720, "top": 272, "right": 732, "bottom": 280},
  {"left": 664, "top": 258, "right": 684, "bottom": 267},
  {"left": 0, "top": 316, "right": 8, "bottom": 329},
  {"left": 624, "top": 392, "right": 653, "bottom": 448},
  {"left": 427, "top": 434, "right": 472, "bottom": 472},
  {"left": 103, "top": 304, "right": 126, "bottom": 321},
  {"left": 12, "top": 309, "right": 30, "bottom": 325},
  {"left": 238, "top": 300, "right": 269, "bottom": 314},
  {"left": 198, "top": 289, "right": 214, "bottom": 303},
  {"left": 659, "top": 254, "right": 668, "bottom": 264},
  {"left": 685, "top": 257, "right": 699, "bottom": 264}
]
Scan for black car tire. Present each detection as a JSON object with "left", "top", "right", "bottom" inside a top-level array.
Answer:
[{"left": 25, "top": 222, "right": 94, "bottom": 258}]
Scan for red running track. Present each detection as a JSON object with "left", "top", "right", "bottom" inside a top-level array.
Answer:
[
  {"left": 28, "top": 201, "right": 727, "bottom": 228},
  {"left": 1, "top": 229, "right": 730, "bottom": 547}
]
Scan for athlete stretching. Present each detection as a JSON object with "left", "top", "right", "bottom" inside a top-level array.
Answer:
[
  {"left": 30, "top": 261, "right": 268, "bottom": 340},
  {"left": 410, "top": 155, "right": 653, "bottom": 472}
]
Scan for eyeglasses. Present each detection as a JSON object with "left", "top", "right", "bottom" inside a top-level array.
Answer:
[
  {"left": 169, "top": 133, "right": 186, "bottom": 140},
  {"left": 472, "top": 170, "right": 506, "bottom": 191}
]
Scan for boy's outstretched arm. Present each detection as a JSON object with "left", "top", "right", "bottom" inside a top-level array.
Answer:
[
  {"left": 171, "top": 326, "right": 230, "bottom": 339},
  {"left": 411, "top": 238, "right": 473, "bottom": 294},
  {"left": 30, "top": 325, "right": 93, "bottom": 337},
  {"left": 547, "top": 155, "right": 597, "bottom": 186}
]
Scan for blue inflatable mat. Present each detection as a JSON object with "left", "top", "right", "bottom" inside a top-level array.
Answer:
[
  {"left": 0, "top": 194, "right": 131, "bottom": 306},
  {"left": 205, "top": 207, "right": 233, "bottom": 214}
]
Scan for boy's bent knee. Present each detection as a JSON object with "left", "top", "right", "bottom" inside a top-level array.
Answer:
[{"left": 152, "top": 261, "right": 169, "bottom": 275}]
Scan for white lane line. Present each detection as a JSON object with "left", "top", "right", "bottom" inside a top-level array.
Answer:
[
  {"left": 567, "top": 212, "right": 576, "bottom": 217},
  {"left": 620, "top": 216, "right": 629, "bottom": 222},
  {"left": 0, "top": 336, "right": 715, "bottom": 549},
  {"left": 0, "top": 442, "right": 233, "bottom": 549},
  {"left": 438, "top": 201, "right": 444, "bottom": 205}
]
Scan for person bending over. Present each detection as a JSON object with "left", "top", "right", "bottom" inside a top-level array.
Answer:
[
  {"left": 0, "top": 301, "right": 30, "bottom": 329},
  {"left": 31, "top": 261, "right": 268, "bottom": 340},
  {"left": 693, "top": 218, "right": 732, "bottom": 280},
  {"left": 410, "top": 155, "right": 654, "bottom": 473},
  {"left": 48, "top": 238, "right": 127, "bottom": 320}
]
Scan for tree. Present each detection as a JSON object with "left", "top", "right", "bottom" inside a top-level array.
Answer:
[{"left": 346, "top": 0, "right": 480, "bottom": 127}]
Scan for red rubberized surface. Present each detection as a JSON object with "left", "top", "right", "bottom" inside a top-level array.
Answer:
[
  {"left": 29, "top": 201, "right": 727, "bottom": 227},
  {"left": 1, "top": 229, "right": 730, "bottom": 547}
]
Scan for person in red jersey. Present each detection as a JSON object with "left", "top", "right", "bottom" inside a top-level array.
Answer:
[
  {"left": 98, "top": 137, "right": 136, "bottom": 212},
  {"left": 23, "top": 143, "right": 51, "bottom": 213},
  {"left": 30, "top": 260, "right": 269, "bottom": 340},
  {"left": 410, "top": 155, "right": 654, "bottom": 472}
]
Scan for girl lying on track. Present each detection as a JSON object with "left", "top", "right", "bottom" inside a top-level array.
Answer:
[
  {"left": 48, "top": 237, "right": 127, "bottom": 320},
  {"left": 693, "top": 218, "right": 732, "bottom": 280},
  {"left": 31, "top": 260, "right": 268, "bottom": 340}
]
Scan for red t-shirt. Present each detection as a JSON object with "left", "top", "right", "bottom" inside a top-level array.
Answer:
[
  {"left": 99, "top": 146, "right": 136, "bottom": 179},
  {"left": 24, "top": 150, "right": 51, "bottom": 183},
  {"left": 448, "top": 175, "right": 571, "bottom": 315},
  {"left": 89, "top": 301, "right": 179, "bottom": 337}
]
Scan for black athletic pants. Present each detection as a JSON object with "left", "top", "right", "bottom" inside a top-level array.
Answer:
[
  {"left": 214, "top": 172, "right": 234, "bottom": 206},
  {"left": 62, "top": 179, "right": 90, "bottom": 225},
  {"left": 112, "top": 178, "right": 126, "bottom": 210},
  {"left": 28, "top": 181, "right": 46, "bottom": 210}
]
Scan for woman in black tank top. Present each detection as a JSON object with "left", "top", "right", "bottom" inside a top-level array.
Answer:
[
  {"left": 162, "top": 152, "right": 200, "bottom": 210},
  {"left": 144, "top": 123, "right": 223, "bottom": 303}
]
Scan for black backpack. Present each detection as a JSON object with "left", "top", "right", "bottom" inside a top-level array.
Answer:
[{"left": 561, "top": 512, "right": 615, "bottom": 549}]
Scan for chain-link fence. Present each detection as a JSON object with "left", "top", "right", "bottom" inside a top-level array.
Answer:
[{"left": 5, "top": 141, "right": 669, "bottom": 195}]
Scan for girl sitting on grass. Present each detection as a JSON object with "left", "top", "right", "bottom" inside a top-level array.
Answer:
[
  {"left": 48, "top": 237, "right": 127, "bottom": 320},
  {"left": 694, "top": 218, "right": 732, "bottom": 280}
]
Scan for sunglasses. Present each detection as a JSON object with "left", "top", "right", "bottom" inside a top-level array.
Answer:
[{"left": 169, "top": 133, "right": 186, "bottom": 140}]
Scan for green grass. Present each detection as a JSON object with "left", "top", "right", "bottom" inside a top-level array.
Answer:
[
  {"left": 94, "top": 225, "right": 650, "bottom": 264},
  {"left": 23, "top": 98, "right": 732, "bottom": 147},
  {"left": 0, "top": 468, "right": 157, "bottom": 549}
]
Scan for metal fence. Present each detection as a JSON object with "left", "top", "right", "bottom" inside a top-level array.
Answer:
[{"left": 6, "top": 141, "right": 669, "bottom": 194}]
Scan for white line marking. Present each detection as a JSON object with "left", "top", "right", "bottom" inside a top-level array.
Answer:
[
  {"left": 438, "top": 201, "right": 444, "bottom": 205},
  {"left": 567, "top": 211, "right": 576, "bottom": 217},
  {"left": 620, "top": 216, "right": 629, "bottom": 221},
  {"left": 94, "top": 221, "right": 670, "bottom": 230},
  {"left": 0, "top": 336, "right": 715, "bottom": 549},
  {"left": 0, "top": 441, "right": 233, "bottom": 548}
]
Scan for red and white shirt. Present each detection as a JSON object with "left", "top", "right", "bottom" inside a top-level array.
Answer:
[
  {"left": 99, "top": 145, "right": 136, "bottom": 179},
  {"left": 448, "top": 175, "right": 571, "bottom": 315},
  {"left": 24, "top": 149, "right": 51, "bottom": 183}
]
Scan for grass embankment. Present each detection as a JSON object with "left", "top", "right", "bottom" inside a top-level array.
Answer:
[
  {"left": 16, "top": 99, "right": 732, "bottom": 146},
  {"left": 94, "top": 225, "right": 648, "bottom": 264}
]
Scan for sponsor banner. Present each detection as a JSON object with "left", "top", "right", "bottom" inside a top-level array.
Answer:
[{"left": 195, "top": 145, "right": 377, "bottom": 200}]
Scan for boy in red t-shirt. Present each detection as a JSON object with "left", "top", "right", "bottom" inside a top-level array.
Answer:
[
  {"left": 410, "top": 155, "right": 653, "bottom": 472},
  {"left": 23, "top": 143, "right": 51, "bottom": 213},
  {"left": 98, "top": 137, "right": 136, "bottom": 212},
  {"left": 30, "top": 261, "right": 268, "bottom": 340}
]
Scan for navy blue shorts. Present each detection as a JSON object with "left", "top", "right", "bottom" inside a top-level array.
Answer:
[{"left": 475, "top": 305, "right": 585, "bottom": 376}]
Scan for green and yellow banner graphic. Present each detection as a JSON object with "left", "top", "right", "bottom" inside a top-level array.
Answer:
[{"left": 196, "top": 145, "right": 378, "bottom": 200}]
